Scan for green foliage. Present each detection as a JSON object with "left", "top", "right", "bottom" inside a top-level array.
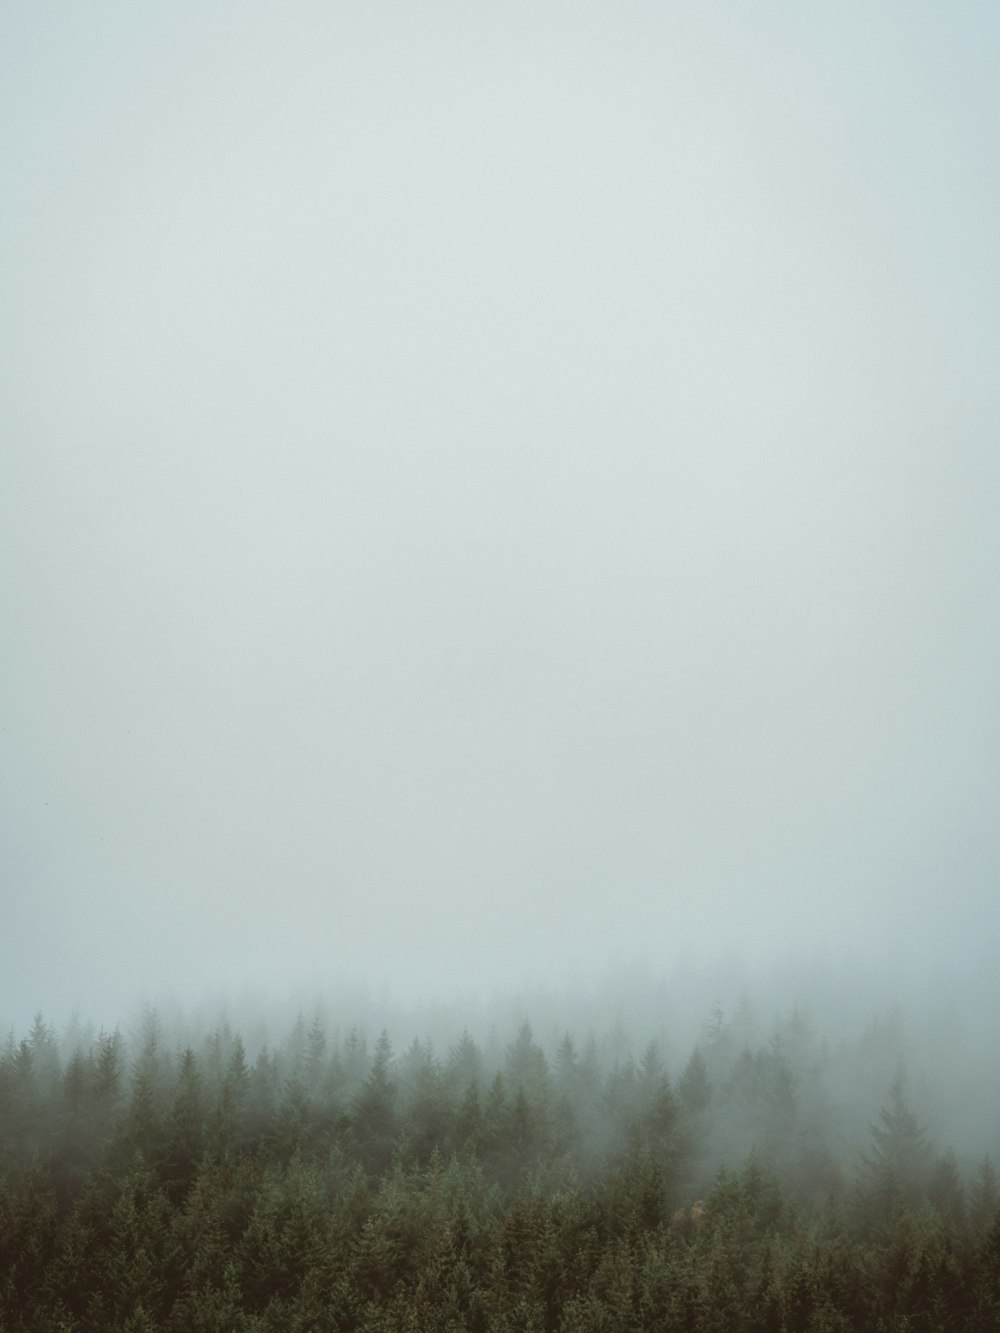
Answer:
[
  {"left": 0, "top": 1006, "right": 990, "bottom": 1330},
  {"left": 970, "top": 1155, "right": 999, "bottom": 1235}
]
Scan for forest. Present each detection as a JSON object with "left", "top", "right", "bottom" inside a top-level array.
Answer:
[{"left": 1, "top": 999, "right": 999, "bottom": 1332}]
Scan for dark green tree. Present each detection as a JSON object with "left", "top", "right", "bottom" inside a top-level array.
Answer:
[
  {"left": 678, "top": 1047, "right": 711, "bottom": 1116},
  {"left": 454, "top": 1080, "right": 483, "bottom": 1155},
  {"left": 353, "top": 1030, "right": 397, "bottom": 1175},
  {"left": 970, "top": 1156, "right": 999, "bottom": 1235},
  {"left": 928, "top": 1149, "right": 967, "bottom": 1233},
  {"left": 162, "top": 1048, "right": 205, "bottom": 1200},
  {"left": 446, "top": 1029, "right": 483, "bottom": 1097},
  {"left": 862, "top": 1075, "right": 931, "bottom": 1208}
]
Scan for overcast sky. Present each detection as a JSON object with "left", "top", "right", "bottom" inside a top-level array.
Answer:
[{"left": 3, "top": 2, "right": 999, "bottom": 1028}]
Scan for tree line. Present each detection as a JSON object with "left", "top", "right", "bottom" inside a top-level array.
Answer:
[{"left": 1, "top": 1004, "right": 998, "bottom": 1330}]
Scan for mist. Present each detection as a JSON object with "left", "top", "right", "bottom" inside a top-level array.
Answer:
[{"left": 3, "top": 3, "right": 1000, "bottom": 1039}]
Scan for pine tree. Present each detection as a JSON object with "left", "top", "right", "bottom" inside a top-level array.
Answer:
[
  {"left": 162, "top": 1048, "right": 204, "bottom": 1200},
  {"left": 702, "top": 1004, "right": 735, "bottom": 1081},
  {"left": 399, "top": 1039, "right": 447, "bottom": 1163},
  {"left": 125, "top": 1066, "right": 160, "bottom": 1164},
  {"left": 304, "top": 1014, "right": 327, "bottom": 1098},
  {"left": 554, "top": 1034, "right": 580, "bottom": 1096},
  {"left": 504, "top": 1021, "right": 550, "bottom": 1106},
  {"left": 634, "top": 1042, "right": 678, "bottom": 1160},
  {"left": 353, "top": 1030, "right": 397, "bottom": 1175},
  {"left": 210, "top": 1036, "right": 250, "bottom": 1158},
  {"left": 928, "top": 1149, "right": 967, "bottom": 1232},
  {"left": 341, "top": 1026, "right": 369, "bottom": 1099},
  {"left": 482, "top": 1072, "right": 509, "bottom": 1157},
  {"left": 8, "top": 1039, "right": 40, "bottom": 1160},
  {"left": 454, "top": 1080, "right": 483, "bottom": 1155},
  {"left": 970, "top": 1156, "right": 999, "bottom": 1234},
  {"left": 246, "top": 1045, "right": 280, "bottom": 1150},
  {"left": 446, "top": 1030, "right": 483, "bottom": 1098},
  {"left": 975, "top": 1210, "right": 1000, "bottom": 1328},
  {"left": 678, "top": 1048, "right": 711, "bottom": 1115},
  {"left": 862, "top": 1075, "right": 930, "bottom": 1204},
  {"left": 28, "top": 1013, "right": 61, "bottom": 1104},
  {"left": 57, "top": 1047, "right": 98, "bottom": 1186},
  {"left": 96, "top": 1030, "right": 124, "bottom": 1108}
]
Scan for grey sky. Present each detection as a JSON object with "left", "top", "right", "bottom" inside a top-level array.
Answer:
[{"left": 3, "top": 3, "right": 999, "bottom": 1026}]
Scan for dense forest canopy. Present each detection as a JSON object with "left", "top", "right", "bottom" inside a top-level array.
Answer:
[{"left": 2, "top": 992, "right": 999, "bottom": 1330}]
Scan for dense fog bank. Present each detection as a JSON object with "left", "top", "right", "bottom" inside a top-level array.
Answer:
[
  {"left": 6, "top": 949, "right": 999, "bottom": 1171},
  {"left": 6, "top": 3, "right": 1000, "bottom": 1083}
]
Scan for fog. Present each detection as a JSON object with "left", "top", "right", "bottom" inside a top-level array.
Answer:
[{"left": 3, "top": 3, "right": 999, "bottom": 1037}]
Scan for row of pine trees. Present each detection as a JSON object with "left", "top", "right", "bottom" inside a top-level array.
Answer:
[{"left": 1, "top": 1005, "right": 999, "bottom": 1330}]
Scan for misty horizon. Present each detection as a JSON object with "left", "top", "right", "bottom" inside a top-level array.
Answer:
[{"left": 4, "top": 4, "right": 1000, "bottom": 1031}]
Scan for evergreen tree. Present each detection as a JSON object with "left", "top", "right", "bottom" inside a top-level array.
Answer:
[
  {"left": 57, "top": 1046, "right": 98, "bottom": 1186},
  {"left": 504, "top": 1021, "right": 550, "bottom": 1106},
  {"left": 702, "top": 1003, "right": 735, "bottom": 1081},
  {"left": 125, "top": 1066, "right": 160, "bottom": 1165},
  {"left": 304, "top": 1013, "right": 328, "bottom": 1098},
  {"left": 482, "top": 1072, "right": 509, "bottom": 1157},
  {"left": 634, "top": 1041, "right": 678, "bottom": 1160},
  {"left": 96, "top": 1030, "right": 124, "bottom": 1108},
  {"left": 454, "top": 1080, "right": 483, "bottom": 1155},
  {"left": 446, "top": 1029, "right": 483, "bottom": 1096},
  {"left": 162, "top": 1048, "right": 204, "bottom": 1200},
  {"left": 862, "top": 1075, "right": 931, "bottom": 1206},
  {"left": 554, "top": 1033, "right": 580, "bottom": 1096},
  {"left": 341, "top": 1026, "right": 369, "bottom": 1099},
  {"left": 928, "top": 1149, "right": 967, "bottom": 1233},
  {"left": 353, "top": 1030, "right": 397, "bottom": 1175},
  {"left": 8, "top": 1039, "right": 41, "bottom": 1160},
  {"left": 970, "top": 1156, "right": 999, "bottom": 1234},
  {"left": 285, "top": 1011, "right": 308, "bottom": 1080},
  {"left": 678, "top": 1048, "right": 711, "bottom": 1116},
  {"left": 247, "top": 1044, "right": 280, "bottom": 1149},
  {"left": 209, "top": 1036, "right": 251, "bottom": 1158},
  {"left": 399, "top": 1039, "right": 447, "bottom": 1163},
  {"left": 28, "top": 1012, "right": 61, "bottom": 1103}
]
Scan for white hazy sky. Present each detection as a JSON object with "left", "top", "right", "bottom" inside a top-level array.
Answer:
[{"left": 3, "top": 2, "right": 999, "bottom": 1026}]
